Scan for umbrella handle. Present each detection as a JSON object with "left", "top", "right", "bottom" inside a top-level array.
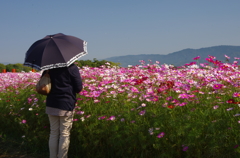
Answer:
[{"left": 32, "top": 60, "right": 35, "bottom": 68}]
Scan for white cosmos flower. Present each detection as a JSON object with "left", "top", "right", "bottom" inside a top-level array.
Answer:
[
  {"left": 141, "top": 103, "right": 146, "bottom": 107},
  {"left": 80, "top": 117, "right": 85, "bottom": 122}
]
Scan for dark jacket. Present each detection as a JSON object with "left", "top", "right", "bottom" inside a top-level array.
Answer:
[{"left": 44, "top": 64, "right": 83, "bottom": 111}]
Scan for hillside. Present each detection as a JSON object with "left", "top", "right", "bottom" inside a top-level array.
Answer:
[{"left": 104, "top": 45, "right": 240, "bottom": 67}]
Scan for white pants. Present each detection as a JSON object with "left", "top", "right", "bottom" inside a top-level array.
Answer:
[{"left": 48, "top": 114, "right": 74, "bottom": 158}]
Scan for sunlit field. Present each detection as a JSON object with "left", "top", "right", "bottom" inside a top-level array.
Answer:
[{"left": 0, "top": 55, "right": 240, "bottom": 157}]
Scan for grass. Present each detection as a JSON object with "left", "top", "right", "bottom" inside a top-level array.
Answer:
[{"left": 0, "top": 138, "right": 46, "bottom": 158}]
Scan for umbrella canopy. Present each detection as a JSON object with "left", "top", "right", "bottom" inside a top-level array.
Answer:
[{"left": 24, "top": 33, "right": 87, "bottom": 71}]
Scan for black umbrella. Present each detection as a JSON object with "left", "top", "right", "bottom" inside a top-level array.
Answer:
[{"left": 24, "top": 33, "right": 88, "bottom": 71}]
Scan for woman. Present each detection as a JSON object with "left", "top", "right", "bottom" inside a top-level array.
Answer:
[{"left": 43, "top": 64, "right": 83, "bottom": 158}]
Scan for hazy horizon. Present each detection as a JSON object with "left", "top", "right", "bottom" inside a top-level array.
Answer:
[{"left": 2, "top": 44, "right": 240, "bottom": 65}]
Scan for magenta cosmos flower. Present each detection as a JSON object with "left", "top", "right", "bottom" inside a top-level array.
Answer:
[
  {"left": 107, "top": 116, "right": 116, "bottom": 121},
  {"left": 193, "top": 56, "right": 200, "bottom": 60},
  {"left": 139, "top": 110, "right": 146, "bottom": 116},
  {"left": 233, "top": 92, "right": 240, "bottom": 98},
  {"left": 213, "top": 84, "right": 224, "bottom": 90},
  {"left": 157, "top": 132, "right": 165, "bottom": 138},
  {"left": 182, "top": 145, "right": 189, "bottom": 151}
]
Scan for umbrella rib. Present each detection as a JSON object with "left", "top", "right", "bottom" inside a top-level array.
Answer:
[{"left": 51, "top": 39, "right": 67, "bottom": 63}]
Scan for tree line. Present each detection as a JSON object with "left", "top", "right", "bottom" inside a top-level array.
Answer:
[
  {"left": 0, "top": 63, "right": 33, "bottom": 72},
  {"left": 0, "top": 59, "right": 120, "bottom": 72},
  {"left": 75, "top": 58, "right": 120, "bottom": 68}
]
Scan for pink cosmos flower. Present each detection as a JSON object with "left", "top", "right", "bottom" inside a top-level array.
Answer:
[
  {"left": 107, "top": 116, "right": 116, "bottom": 121},
  {"left": 205, "top": 58, "right": 214, "bottom": 63},
  {"left": 151, "top": 97, "right": 159, "bottom": 102},
  {"left": 226, "top": 107, "right": 234, "bottom": 111},
  {"left": 166, "top": 96, "right": 172, "bottom": 101},
  {"left": 185, "top": 62, "right": 196, "bottom": 66},
  {"left": 92, "top": 91, "right": 101, "bottom": 97},
  {"left": 98, "top": 116, "right": 107, "bottom": 120},
  {"left": 208, "top": 55, "right": 216, "bottom": 59},
  {"left": 76, "top": 111, "right": 84, "bottom": 115},
  {"left": 182, "top": 145, "right": 189, "bottom": 151},
  {"left": 27, "top": 98, "right": 32, "bottom": 104},
  {"left": 179, "top": 102, "right": 187, "bottom": 106},
  {"left": 213, "top": 84, "right": 224, "bottom": 90},
  {"left": 21, "top": 120, "right": 27, "bottom": 124},
  {"left": 233, "top": 92, "right": 240, "bottom": 98},
  {"left": 162, "top": 103, "right": 168, "bottom": 107},
  {"left": 130, "top": 87, "right": 139, "bottom": 93},
  {"left": 146, "top": 88, "right": 154, "bottom": 94},
  {"left": 94, "top": 99, "right": 100, "bottom": 103},
  {"left": 178, "top": 93, "right": 188, "bottom": 99},
  {"left": 139, "top": 110, "right": 146, "bottom": 116},
  {"left": 178, "top": 93, "right": 195, "bottom": 99},
  {"left": 234, "top": 145, "right": 239, "bottom": 148},
  {"left": 157, "top": 132, "right": 165, "bottom": 138},
  {"left": 224, "top": 55, "right": 230, "bottom": 59},
  {"left": 110, "top": 91, "right": 116, "bottom": 94},
  {"left": 189, "top": 62, "right": 196, "bottom": 65},
  {"left": 171, "top": 99, "right": 179, "bottom": 103},
  {"left": 85, "top": 115, "right": 91, "bottom": 118},
  {"left": 193, "top": 56, "right": 200, "bottom": 60}
]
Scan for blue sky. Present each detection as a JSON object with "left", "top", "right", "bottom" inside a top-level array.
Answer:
[{"left": 1, "top": 0, "right": 240, "bottom": 63}]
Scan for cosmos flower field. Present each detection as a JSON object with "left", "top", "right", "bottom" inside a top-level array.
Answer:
[{"left": 0, "top": 55, "right": 240, "bottom": 157}]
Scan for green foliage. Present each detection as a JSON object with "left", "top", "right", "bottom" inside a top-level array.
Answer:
[
  {"left": 1, "top": 84, "right": 240, "bottom": 157},
  {"left": 0, "top": 86, "right": 49, "bottom": 155},
  {"left": 4, "top": 63, "right": 33, "bottom": 72},
  {"left": 0, "top": 59, "right": 120, "bottom": 73},
  {"left": 0, "top": 63, "right": 6, "bottom": 71},
  {"left": 76, "top": 58, "right": 120, "bottom": 68}
]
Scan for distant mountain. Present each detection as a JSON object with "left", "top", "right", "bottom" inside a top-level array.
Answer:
[{"left": 104, "top": 45, "right": 240, "bottom": 67}]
